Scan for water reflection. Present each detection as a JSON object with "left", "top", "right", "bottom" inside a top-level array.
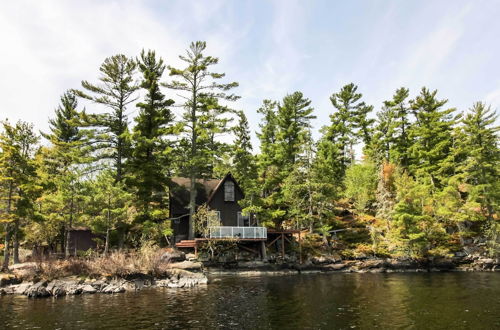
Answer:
[{"left": 0, "top": 273, "right": 499, "bottom": 329}]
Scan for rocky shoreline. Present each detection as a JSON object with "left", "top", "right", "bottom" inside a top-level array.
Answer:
[
  {"left": 0, "top": 268, "right": 208, "bottom": 298},
  {"left": 207, "top": 255, "right": 499, "bottom": 275},
  {"left": 1, "top": 256, "right": 497, "bottom": 298}
]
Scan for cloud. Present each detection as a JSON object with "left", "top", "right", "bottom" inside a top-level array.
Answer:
[{"left": 0, "top": 0, "right": 189, "bottom": 132}]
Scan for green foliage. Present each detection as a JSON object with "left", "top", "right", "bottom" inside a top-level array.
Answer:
[
  {"left": 126, "top": 50, "right": 174, "bottom": 223},
  {"left": 2, "top": 42, "right": 498, "bottom": 261},
  {"left": 73, "top": 54, "right": 139, "bottom": 182},
  {"left": 344, "top": 161, "right": 377, "bottom": 213},
  {"left": 164, "top": 41, "right": 239, "bottom": 239},
  {"left": 407, "top": 87, "right": 456, "bottom": 187}
]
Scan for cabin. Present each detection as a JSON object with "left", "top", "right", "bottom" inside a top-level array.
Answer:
[{"left": 169, "top": 173, "right": 265, "bottom": 244}]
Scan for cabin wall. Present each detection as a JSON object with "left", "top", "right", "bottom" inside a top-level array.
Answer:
[
  {"left": 208, "top": 179, "right": 244, "bottom": 226},
  {"left": 68, "top": 230, "right": 97, "bottom": 254}
]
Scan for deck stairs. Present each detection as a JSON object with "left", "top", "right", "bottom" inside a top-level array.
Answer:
[{"left": 175, "top": 240, "right": 197, "bottom": 248}]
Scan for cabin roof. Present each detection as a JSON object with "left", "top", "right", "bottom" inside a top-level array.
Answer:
[
  {"left": 169, "top": 173, "right": 243, "bottom": 205},
  {"left": 170, "top": 177, "right": 221, "bottom": 197}
]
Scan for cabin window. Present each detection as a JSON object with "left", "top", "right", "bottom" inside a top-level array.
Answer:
[{"left": 224, "top": 181, "right": 235, "bottom": 202}]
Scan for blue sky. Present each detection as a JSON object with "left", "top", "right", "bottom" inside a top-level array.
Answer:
[{"left": 1, "top": 0, "right": 499, "bottom": 148}]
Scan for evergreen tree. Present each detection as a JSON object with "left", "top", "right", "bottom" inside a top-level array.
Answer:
[
  {"left": 255, "top": 92, "right": 316, "bottom": 228},
  {"left": 369, "top": 88, "right": 412, "bottom": 167},
  {"left": 319, "top": 83, "right": 374, "bottom": 183},
  {"left": 127, "top": 50, "right": 175, "bottom": 223},
  {"left": 256, "top": 100, "right": 279, "bottom": 198},
  {"left": 91, "top": 171, "right": 132, "bottom": 254},
  {"left": 40, "top": 92, "right": 88, "bottom": 257},
  {"left": 275, "top": 92, "right": 315, "bottom": 169},
  {"left": 408, "top": 87, "right": 456, "bottom": 187},
  {"left": 231, "top": 111, "right": 257, "bottom": 193},
  {"left": 73, "top": 54, "right": 139, "bottom": 182},
  {"left": 164, "top": 41, "right": 239, "bottom": 239},
  {"left": 386, "top": 88, "right": 412, "bottom": 167},
  {"left": 0, "top": 121, "right": 39, "bottom": 269}
]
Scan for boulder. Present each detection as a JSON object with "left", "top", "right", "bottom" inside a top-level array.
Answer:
[
  {"left": 168, "top": 260, "right": 202, "bottom": 271},
  {"left": 162, "top": 250, "right": 186, "bottom": 263},
  {"left": 327, "top": 263, "right": 348, "bottom": 271},
  {"left": 81, "top": 284, "right": 97, "bottom": 294},
  {"left": 26, "top": 281, "right": 50, "bottom": 298},
  {"left": 14, "top": 282, "right": 33, "bottom": 295},
  {"left": 0, "top": 274, "right": 21, "bottom": 287}
]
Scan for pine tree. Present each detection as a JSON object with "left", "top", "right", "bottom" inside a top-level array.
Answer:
[
  {"left": 386, "top": 88, "right": 412, "bottom": 167},
  {"left": 164, "top": 41, "right": 239, "bottom": 239},
  {"left": 456, "top": 103, "right": 499, "bottom": 256},
  {"left": 256, "top": 100, "right": 279, "bottom": 198},
  {"left": 319, "top": 83, "right": 374, "bottom": 182},
  {"left": 369, "top": 88, "right": 412, "bottom": 167},
  {"left": 256, "top": 92, "right": 316, "bottom": 228},
  {"left": 274, "top": 92, "right": 316, "bottom": 170},
  {"left": 40, "top": 91, "right": 88, "bottom": 257},
  {"left": 127, "top": 50, "right": 175, "bottom": 223},
  {"left": 0, "top": 121, "right": 39, "bottom": 269},
  {"left": 91, "top": 171, "right": 132, "bottom": 254},
  {"left": 231, "top": 111, "right": 257, "bottom": 193},
  {"left": 73, "top": 54, "right": 139, "bottom": 182},
  {"left": 408, "top": 87, "right": 456, "bottom": 187}
]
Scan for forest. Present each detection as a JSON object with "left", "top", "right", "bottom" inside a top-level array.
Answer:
[{"left": 1, "top": 41, "right": 498, "bottom": 271}]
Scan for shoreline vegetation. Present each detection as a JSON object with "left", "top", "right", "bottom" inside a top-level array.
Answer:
[
  {"left": 1, "top": 40, "right": 499, "bottom": 282},
  {"left": 1, "top": 249, "right": 498, "bottom": 298}
]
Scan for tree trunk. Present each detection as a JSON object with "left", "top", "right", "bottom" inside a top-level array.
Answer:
[
  {"left": 2, "top": 224, "right": 11, "bottom": 271},
  {"left": 2, "top": 181, "right": 14, "bottom": 270},
  {"left": 105, "top": 228, "right": 110, "bottom": 255},
  {"left": 13, "top": 219, "right": 19, "bottom": 264},
  {"left": 104, "top": 195, "right": 111, "bottom": 255},
  {"left": 188, "top": 174, "right": 196, "bottom": 240},
  {"left": 65, "top": 195, "right": 74, "bottom": 258}
]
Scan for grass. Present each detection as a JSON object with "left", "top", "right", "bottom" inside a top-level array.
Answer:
[{"left": 10, "top": 244, "right": 170, "bottom": 281}]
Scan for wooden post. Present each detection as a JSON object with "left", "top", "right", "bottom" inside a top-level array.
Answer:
[
  {"left": 261, "top": 241, "right": 267, "bottom": 261},
  {"left": 281, "top": 233, "right": 285, "bottom": 259},
  {"left": 299, "top": 231, "right": 302, "bottom": 264},
  {"left": 194, "top": 242, "right": 198, "bottom": 259}
]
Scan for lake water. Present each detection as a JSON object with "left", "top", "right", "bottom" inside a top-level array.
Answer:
[{"left": 0, "top": 272, "right": 499, "bottom": 329}]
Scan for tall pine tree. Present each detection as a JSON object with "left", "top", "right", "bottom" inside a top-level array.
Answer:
[
  {"left": 74, "top": 54, "right": 139, "bottom": 182},
  {"left": 164, "top": 41, "right": 239, "bottom": 239},
  {"left": 127, "top": 50, "right": 175, "bottom": 223}
]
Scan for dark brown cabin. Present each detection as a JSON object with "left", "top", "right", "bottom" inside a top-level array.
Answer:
[
  {"left": 169, "top": 173, "right": 253, "bottom": 243},
  {"left": 67, "top": 227, "right": 99, "bottom": 255}
]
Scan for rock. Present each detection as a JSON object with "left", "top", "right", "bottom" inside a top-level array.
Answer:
[
  {"left": 311, "top": 256, "right": 331, "bottom": 265},
  {"left": 358, "top": 259, "right": 384, "bottom": 269},
  {"left": 14, "top": 282, "right": 33, "bottom": 295},
  {"left": 81, "top": 284, "right": 97, "bottom": 294},
  {"left": 368, "top": 268, "right": 386, "bottom": 273},
  {"left": 155, "top": 279, "right": 170, "bottom": 287},
  {"left": 0, "top": 274, "right": 21, "bottom": 287},
  {"left": 168, "top": 260, "right": 202, "bottom": 271},
  {"left": 101, "top": 283, "right": 125, "bottom": 294},
  {"left": 90, "top": 280, "right": 106, "bottom": 291},
  {"left": 327, "top": 263, "right": 347, "bottom": 271},
  {"left": 237, "top": 261, "right": 268, "bottom": 269},
  {"left": 26, "top": 281, "right": 50, "bottom": 298},
  {"left": 162, "top": 250, "right": 186, "bottom": 263},
  {"left": 185, "top": 253, "right": 197, "bottom": 261}
]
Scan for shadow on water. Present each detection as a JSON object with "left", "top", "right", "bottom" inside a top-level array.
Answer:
[{"left": 0, "top": 272, "right": 499, "bottom": 329}]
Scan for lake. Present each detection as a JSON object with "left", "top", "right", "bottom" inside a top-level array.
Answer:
[{"left": 0, "top": 272, "right": 499, "bottom": 329}]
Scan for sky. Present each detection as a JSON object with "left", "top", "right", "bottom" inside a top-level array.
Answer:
[{"left": 1, "top": 0, "right": 499, "bottom": 149}]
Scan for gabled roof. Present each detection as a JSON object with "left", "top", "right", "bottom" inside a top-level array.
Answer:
[
  {"left": 169, "top": 173, "right": 244, "bottom": 206},
  {"left": 170, "top": 177, "right": 221, "bottom": 197}
]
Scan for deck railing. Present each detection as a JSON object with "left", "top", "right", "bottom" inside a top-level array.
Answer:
[{"left": 208, "top": 226, "right": 267, "bottom": 239}]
